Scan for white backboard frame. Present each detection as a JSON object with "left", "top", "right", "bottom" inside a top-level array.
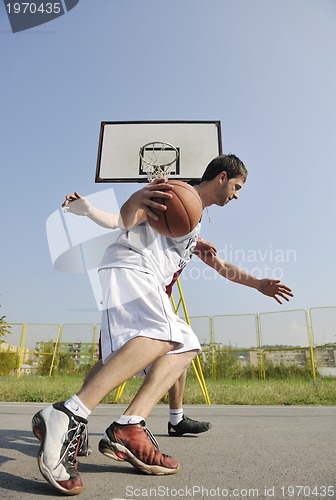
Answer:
[{"left": 95, "top": 120, "right": 222, "bottom": 183}]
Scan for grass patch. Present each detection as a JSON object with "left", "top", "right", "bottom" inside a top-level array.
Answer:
[{"left": 0, "top": 375, "right": 335, "bottom": 405}]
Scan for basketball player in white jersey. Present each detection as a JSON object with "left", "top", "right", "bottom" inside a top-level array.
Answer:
[
  {"left": 32, "top": 155, "right": 293, "bottom": 495},
  {"left": 60, "top": 187, "right": 214, "bottom": 456}
]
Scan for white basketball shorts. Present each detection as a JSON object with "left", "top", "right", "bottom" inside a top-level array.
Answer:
[{"left": 98, "top": 267, "right": 201, "bottom": 368}]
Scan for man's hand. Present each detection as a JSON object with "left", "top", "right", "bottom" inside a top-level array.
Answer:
[
  {"left": 127, "top": 178, "right": 174, "bottom": 222},
  {"left": 257, "top": 279, "right": 294, "bottom": 304},
  {"left": 194, "top": 238, "right": 217, "bottom": 261},
  {"left": 62, "top": 192, "right": 91, "bottom": 216}
]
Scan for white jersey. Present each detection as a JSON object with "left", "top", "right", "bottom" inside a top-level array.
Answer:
[{"left": 99, "top": 221, "right": 200, "bottom": 288}]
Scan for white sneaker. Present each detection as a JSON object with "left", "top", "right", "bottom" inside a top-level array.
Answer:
[{"left": 32, "top": 402, "right": 87, "bottom": 495}]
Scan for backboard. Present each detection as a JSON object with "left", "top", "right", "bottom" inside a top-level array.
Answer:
[{"left": 95, "top": 120, "right": 222, "bottom": 183}]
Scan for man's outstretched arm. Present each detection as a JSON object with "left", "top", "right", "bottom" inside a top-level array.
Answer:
[
  {"left": 62, "top": 178, "right": 174, "bottom": 230},
  {"left": 62, "top": 191, "right": 119, "bottom": 228},
  {"left": 195, "top": 243, "right": 293, "bottom": 304}
]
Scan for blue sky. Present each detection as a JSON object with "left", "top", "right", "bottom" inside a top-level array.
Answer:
[{"left": 1, "top": 0, "right": 336, "bottom": 345}]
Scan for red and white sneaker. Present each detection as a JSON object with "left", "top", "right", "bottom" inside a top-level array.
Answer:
[{"left": 98, "top": 420, "right": 180, "bottom": 475}]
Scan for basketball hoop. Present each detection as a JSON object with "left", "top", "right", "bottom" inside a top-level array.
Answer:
[{"left": 139, "top": 141, "right": 179, "bottom": 181}]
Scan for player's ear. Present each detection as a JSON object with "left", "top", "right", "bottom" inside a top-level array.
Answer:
[{"left": 218, "top": 171, "right": 228, "bottom": 183}]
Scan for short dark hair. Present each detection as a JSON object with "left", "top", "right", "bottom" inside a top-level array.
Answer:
[{"left": 200, "top": 154, "right": 248, "bottom": 183}]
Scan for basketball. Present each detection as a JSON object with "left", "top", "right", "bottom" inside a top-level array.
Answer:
[{"left": 148, "top": 180, "right": 203, "bottom": 238}]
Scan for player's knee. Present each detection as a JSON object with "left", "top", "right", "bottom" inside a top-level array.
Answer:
[
  {"left": 165, "top": 340, "right": 181, "bottom": 354},
  {"left": 186, "top": 349, "right": 198, "bottom": 362},
  {"left": 179, "top": 349, "right": 198, "bottom": 368}
]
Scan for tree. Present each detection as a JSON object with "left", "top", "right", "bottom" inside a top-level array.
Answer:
[
  {"left": 58, "top": 353, "right": 76, "bottom": 375},
  {"left": 37, "top": 341, "right": 54, "bottom": 375},
  {"left": 0, "top": 352, "right": 17, "bottom": 375},
  {"left": 0, "top": 306, "right": 11, "bottom": 342}
]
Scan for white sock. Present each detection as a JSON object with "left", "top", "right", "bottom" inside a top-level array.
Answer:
[
  {"left": 64, "top": 395, "right": 91, "bottom": 420},
  {"left": 169, "top": 408, "right": 184, "bottom": 426},
  {"left": 116, "top": 414, "right": 144, "bottom": 425}
]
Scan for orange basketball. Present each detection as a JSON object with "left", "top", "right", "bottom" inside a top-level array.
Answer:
[{"left": 148, "top": 180, "right": 203, "bottom": 238}]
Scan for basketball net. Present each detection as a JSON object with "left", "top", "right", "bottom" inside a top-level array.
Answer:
[{"left": 139, "top": 141, "right": 179, "bottom": 181}]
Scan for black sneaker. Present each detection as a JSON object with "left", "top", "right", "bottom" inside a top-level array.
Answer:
[
  {"left": 32, "top": 402, "right": 87, "bottom": 495},
  {"left": 77, "top": 423, "right": 92, "bottom": 457},
  {"left": 99, "top": 420, "right": 180, "bottom": 475},
  {"left": 168, "top": 415, "right": 212, "bottom": 436}
]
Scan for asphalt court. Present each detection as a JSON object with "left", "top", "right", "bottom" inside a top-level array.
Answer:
[{"left": 0, "top": 403, "right": 335, "bottom": 499}]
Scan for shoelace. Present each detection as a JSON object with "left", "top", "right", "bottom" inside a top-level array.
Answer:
[
  {"left": 144, "top": 425, "right": 160, "bottom": 450},
  {"left": 55, "top": 418, "right": 86, "bottom": 469},
  {"left": 144, "top": 426, "right": 171, "bottom": 458},
  {"left": 78, "top": 423, "right": 88, "bottom": 452}
]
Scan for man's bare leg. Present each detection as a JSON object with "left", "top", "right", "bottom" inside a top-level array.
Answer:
[
  {"left": 122, "top": 350, "right": 197, "bottom": 419},
  {"left": 78, "top": 357, "right": 191, "bottom": 457},
  {"left": 77, "top": 360, "right": 103, "bottom": 456},
  {"left": 76, "top": 337, "right": 175, "bottom": 411},
  {"left": 80, "top": 360, "right": 211, "bottom": 441},
  {"left": 82, "top": 360, "right": 103, "bottom": 386},
  {"left": 97, "top": 349, "right": 197, "bottom": 475},
  {"left": 168, "top": 369, "right": 187, "bottom": 409},
  {"left": 32, "top": 336, "right": 186, "bottom": 493}
]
